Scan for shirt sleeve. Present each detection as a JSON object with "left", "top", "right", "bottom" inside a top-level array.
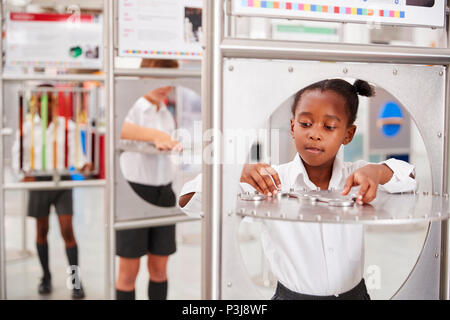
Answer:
[
  {"left": 179, "top": 173, "right": 259, "bottom": 218},
  {"left": 378, "top": 158, "right": 417, "bottom": 193},
  {"left": 179, "top": 173, "right": 203, "bottom": 218},
  {"left": 124, "top": 100, "right": 143, "bottom": 125}
]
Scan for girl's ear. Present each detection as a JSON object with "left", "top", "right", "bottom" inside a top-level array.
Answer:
[
  {"left": 290, "top": 118, "right": 295, "bottom": 138},
  {"left": 343, "top": 125, "right": 356, "bottom": 145}
]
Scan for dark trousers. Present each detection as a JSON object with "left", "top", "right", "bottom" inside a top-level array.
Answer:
[{"left": 272, "top": 279, "right": 371, "bottom": 300}]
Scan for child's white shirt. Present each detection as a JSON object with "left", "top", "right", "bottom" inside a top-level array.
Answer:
[
  {"left": 179, "top": 153, "right": 416, "bottom": 296},
  {"left": 119, "top": 97, "right": 176, "bottom": 186}
]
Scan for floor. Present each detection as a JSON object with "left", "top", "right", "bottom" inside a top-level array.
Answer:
[{"left": 4, "top": 187, "right": 430, "bottom": 300}]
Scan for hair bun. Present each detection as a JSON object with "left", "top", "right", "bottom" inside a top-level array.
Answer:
[{"left": 353, "top": 80, "right": 375, "bottom": 97}]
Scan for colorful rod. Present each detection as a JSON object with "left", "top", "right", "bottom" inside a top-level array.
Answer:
[
  {"left": 19, "top": 92, "right": 24, "bottom": 170},
  {"left": 41, "top": 93, "right": 48, "bottom": 171},
  {"left": 52, "top": 93, "right": 58, "bottom": 170},
  {"left": 29, "top": 94, "right": 36, "bottom": 170},
  {"left": 75, "top": 91, "right": 80, "bottom": 168}
]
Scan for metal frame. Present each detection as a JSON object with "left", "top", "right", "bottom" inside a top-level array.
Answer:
[
  {"left": 105, "top": 0, "right": 202, "bottom": 300},
  {"left": 0, "top": 0, "right": 108, "bottom": 300},
  {"left": 202, "top": 0, "right": 450, "bottom": 300}
]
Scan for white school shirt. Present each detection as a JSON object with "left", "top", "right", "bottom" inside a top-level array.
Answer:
[
  {"left": 119, "top": 97, "right": 176, "bottom": 186},
  {"left": 12, "top": 115, "right": 86, "bottom": 173},
  {"left": 179, "top": 154, "right": 416, "bottom": 296}
]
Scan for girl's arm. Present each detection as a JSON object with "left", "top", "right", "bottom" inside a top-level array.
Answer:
[
  {"left": 120, "top": 121, "right": 180, "bottom": 151},
  {"left": 342, "top": 160, "right": 416, "bottom": 204},
  {"left": 179, "top": 193, "right": 195, "bottom": 208}
]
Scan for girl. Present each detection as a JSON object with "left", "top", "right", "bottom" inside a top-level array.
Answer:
[
  {"left": 178, "top": 79, "right": 416, "bottom": 300},
  {"left": 115, "top": 59, "right": 181, "bottom": 300}
]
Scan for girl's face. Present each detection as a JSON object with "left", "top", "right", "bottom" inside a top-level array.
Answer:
[
  {"left": 147, "top": 86, "right": 173, "bottom": 105},
  {"left": 290, "top": 89, "right": 356, "bottom": 168}
]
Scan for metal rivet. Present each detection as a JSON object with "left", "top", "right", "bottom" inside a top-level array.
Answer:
[
  {"left": 316, "top": 215, "right": 322, "bottom": 221},
  {"left": 266, "top": 211, "right": 270, "bottom": 217},
  {"left": 228, "top": 211, "right": 233, "bottom": 216},
  {"left": 227, "top": 282, "right": 232, "bottom": 287},
  {"left": 439, "top": 71, "right": 444, "bottom": 76},
  {"left": 343, "top": 68, "right": 348, "bottom": 74},
  {"left": 435, "top": 254, "right": 439, "bottom": 258},
  {"left": 288, "top": 66, "right": 294, "bottom": 73},
  {"left": 298, "top": 214, "right": 304, "bottom": 220},
  {"left": 240, "top": 208, "right": 245, "bottom": 214},
  {"left": 393, "top": 68, "right": 398, "bottom": 75},
  {"left": 228, "top": 65, "right": 234, "bottom": 71},
  {"left": 438, "top": 132, "right": 442, "bottom": 138}
]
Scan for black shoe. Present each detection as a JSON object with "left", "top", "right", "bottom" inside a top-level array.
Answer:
[
  {"left": 72, "top": 283, "right": 85, "bottom": 299},
  {"left": 38, "top": 277, "right": 52, "bottom": 295}
]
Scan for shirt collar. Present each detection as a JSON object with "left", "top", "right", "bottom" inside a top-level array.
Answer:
[
  {"left": 287, "top": 152, "right": 344, "bottom": 190},
  {"left": 139, "top": 97, "right": 166, "bottom": 112}
]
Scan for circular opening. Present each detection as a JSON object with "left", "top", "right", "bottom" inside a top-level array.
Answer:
[{"left": 238, "top": 79, "right": 431, "bottom": 299}]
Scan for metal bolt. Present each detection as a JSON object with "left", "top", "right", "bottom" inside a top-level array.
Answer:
[
  {"left": 343, "top": 68, "right": 348, "bottom": 74},
  {"left": 438, "top": 132, "right": 443, "bottom": 138},
  {"left": 288, "top": 66, "right": 294, "bottom": 73},
  {"left": 228, "top": 65, "right": 234, "bottom": 71},
  {"left": 227, "top": 282, "right": 232, "bottom": 287},
  {"left": 393, "top": 68, "right": 398, "bottom": 75},
  {"left": 439, "top": 71, "right": 444, "bottom": 76},
  {"left": 435, "top": 254, "right": 439, "bottom": 258}
]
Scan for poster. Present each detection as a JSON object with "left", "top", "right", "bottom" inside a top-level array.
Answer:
[
  {"left": 119, "top": 0, "right": 203, "bottom": 60},
  {"left": 5, "top": 12, "right": 103, "bottom": 69},
  {"left": 233, "top": 0, "right": 445, "bottom": 28}
]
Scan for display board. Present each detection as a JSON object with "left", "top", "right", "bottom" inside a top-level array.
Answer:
[
  {"left": 233, "top": 0, "right": 445, "bottom": 28},
  {"left": 118, "top": 0, "right": 202, "bottom": 60},
  {"left": 5, "top": 12, "right": 103, "bottom": 69}
]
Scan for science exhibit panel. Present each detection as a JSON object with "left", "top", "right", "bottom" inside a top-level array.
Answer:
[
  {"left": 5, "top": 12, "right": 103, "bottom": 70},
  {"left": 232, "top": 0, "right": 445, "bottom": 28},
  {"left": 2, "top": 81, "right": 106, "bottom": 183},
  {"left": 118, "top": 0, "right": 202, "bottom": 60},
  {"left": 219, "top": 58, "right": 448, "bottom": 298}
]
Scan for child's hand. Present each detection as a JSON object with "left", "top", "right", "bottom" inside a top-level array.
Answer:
[
  {"left": 154, "top": 132, "right": 182, "bottom": 151},
  {"left": 341, "top": 164, "right": 393, "bottom": 205},
  {"left": 240, "top": 163, "right": 281, "bottom": 196}
]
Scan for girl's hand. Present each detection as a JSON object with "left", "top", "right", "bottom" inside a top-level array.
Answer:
[
  {"left": 154, "top": 132, "right": 182, "bottom": 151},
  {"left": 341, "top": 164, "right": 393, "bottom": 205},
  {"left": 240, "top": 163, "right": 281, "bottom": 196}
]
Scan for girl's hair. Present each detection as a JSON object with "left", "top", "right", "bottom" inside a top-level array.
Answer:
[
  {"left": 291, "top": 79, "right": 375, "bottom": 126},
  {"left": 140, "top": 58, "right": 179, "bottom": 69}
]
